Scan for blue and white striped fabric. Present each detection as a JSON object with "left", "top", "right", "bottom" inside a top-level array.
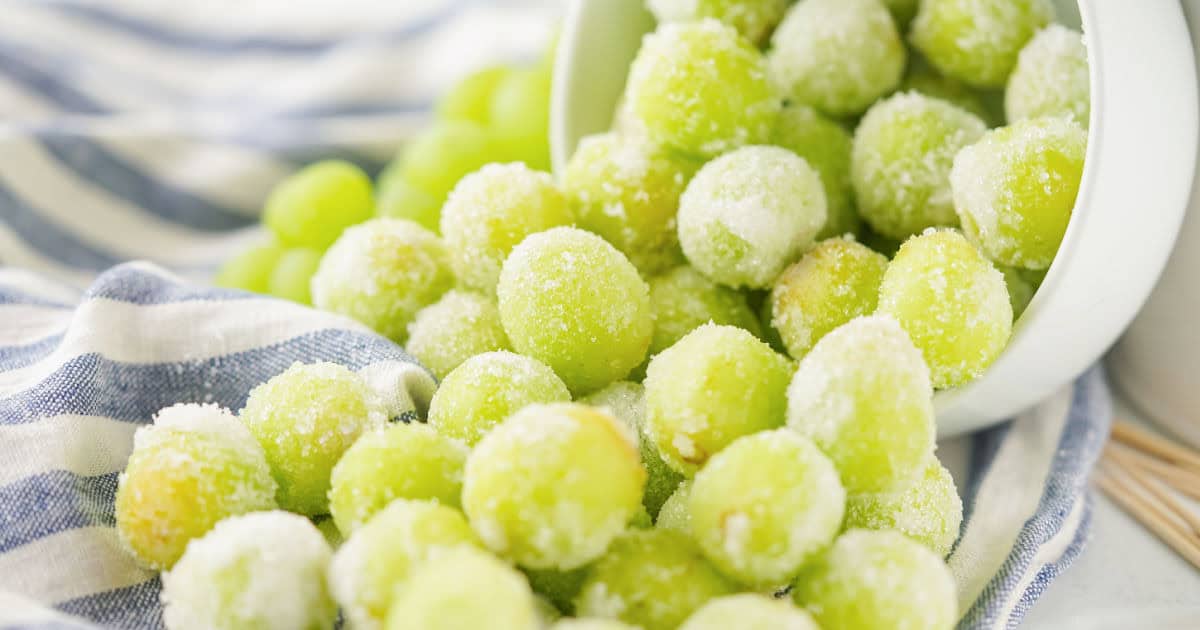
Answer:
[{"left": 0, "top": 2, "right": 1110, "bottom": 629}]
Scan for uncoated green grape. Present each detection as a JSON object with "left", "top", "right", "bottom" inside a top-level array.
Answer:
[
  {"left": 525, "top": 566, "right": 588, "bottom": 616},
  {"left": 845, "top": 457, "right": 963, "bottom": 558},
  {"left": 240, "top": 362, "right": 386, "bottom": 515},
  {"left": 647, "top": 266, "right": 762, "bottom": 357},
  {"left": 267, "top": 248, "right": 322, "bottom": 304},
  {"left": 564, "top": 132, "right": 696, "bottom": 275},
  {"left": 768, "top": 0, "right": 905, "bottom": 117},
  {"left": 489, "top": 68, "right": 553, "bottom": 171},
  {"left": 645, "top": 324, "right": 792, "bottom": 476},
  {"left": 438, "top": 65, "right": 512, "bottom": 125},
  {"left": 655, "top": 480, "right": 692, "bottom": 535},
  {"left": 627, "top": 20, "right": 779, "bottom": 158},
  {"left": 574, "top": 529, "right": 736, "bottom": 630},
  {"left": 769, "top": 237, "right": 888, "bottom": 361},
  {"left": 771, "top": 104, "right": 860, "bottom": 240},
  {"left": 881, "top": 0, "right": 919, "bottom": 28},
  {"left": 462, "top": 403, "right": 646, "bottom": 569},
  {"left": 679, "top": 594, "right": 819, "bottom": 630},
  {"left": 385, "top": 546, "right": 539, "bottom": 630},
  {"left": 1000, "top": 265, "right": 1045, "bottom": 319},
  {"left": 950, "top": 117, "right": 1087, "bottom": 270},
  {"left": 441, "top": 163, "right": 573, "bottom": 294},
  {"left": 792, "top": 529, "right": 957, "bottom": 630},
  {"left": 263, "top": 160, "right": 375, "bottom": 250},
  {"left": 910, "top": 0, "right": 1054, "bottom": 88},
  {"left": 376, "top": 179, "right": 442, "bottom": 234},
  {"left": 162, "top": 511, "right": 335, "bottom": 630},
  {"left": 328, "top": 423, "right": 468, "bottom": 535},
  {"left": 405, "top": 290, "right": 511, "bottom": 380},
  {"left": 311, "top": 218, "right": 454, "bottom": 343},
  {"left": 646, "top": 0, "right": 789, "bottom": 44},
  {"left": 215, "top": 241, "right": 284, "bottom": 293},
  {"left": 851, "top": 92, "right": 988, "bottom": 241},
  {"left": 1006, "top": 26, "right": 1089, "bottom": 127},
  {"left": 689, "top": 430, "right": 845, "bottom": 587},
  {"left": 786, "top": 315, "right": 935, "bottom": 493},
  {"left": 427, "top": 351, "right": 571, "bottom": 446},
  {"left": 498, "top": 227, "right": 653, "bottom": 395},
  {"left": 115, "top": 404, "right": 277, "bottom": 570},
  {"left": 878, "top": 229, "right": 1013, "bottom": 388},
  {"left": 398, "top": 120, "right": 496, "bottom": 202},
  {"left": 678, "top": 146, "right": 827, "bottom": 289},
  {"left": 329, "top": 500, "right": 480, "bottom": 630}
]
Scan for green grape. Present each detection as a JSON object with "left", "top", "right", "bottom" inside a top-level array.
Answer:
[
  {"left": 911, "top": 0, "right": 1055, "bottom": 88},
  {"left": 756, "top": 297, "right": 788, "bottom": 355},
  {"left": 536, "top": 596, "right": 563, "bottom": 625},
  {"left": 497, "top": 227, "right": 653, "bottom": 395},
  {"left": 328, "top": 423, "right": 468, "bottom": 535},
  {"left": 329, "top": 500, "right": 480, "bottom": 630},
  {"left": 267, "top": 248, "right": 322, "bottom": 304},
  {"left": 792, "top": 529, "right": 957, "bottom": 630},
  {"left": 406, "top": 290, "right": 511, "bottom": 380},
  {"left": 263, "top": 160, "right": 375, "bottom": 250},
  {"left": 1006, "top": 26, "right": 1089, "bottom": 127},
  {"left": 240, "top": 362, "right": 386, "bottom": 515},
  {"left": 654, "top": 480, "right": 691, "bottom": 535},
  {"left": 462, "top": 403, "right": 646, "bottom": 569},
  {"left": 950, "top": 117, "right": 1086, "bottom": 270},
  {"left": 427, "top": 351, "right": 571, "bottom": 446},
  {"left": 489, "top": 68, "right": 552, "bottom": 171},
  {"left": 771, "top": 104, "right": 860, "bottom": 240},
  {"left": 441, "top": 163, "right": 572, "bottom": 294},
  {"left": 999, "top": 264, "right": 1043, "bottom": 320},
  {"left": 690, "top": 430, "right": 845, "bottom": 587},
  {"left": 564, "top": 132, "right": 697, "bottom": 275},
  {"left": 215, "top": 241, "right": 284, "bottom": 293},
  {"left": 376, "top": 179, "right": 442, "bottom": 233},
  {"left": 582, "top": 381, "right": 684, "bottom": 518},
  {"left": 786, "top": 315, "right": 935, "bottom": 493},
  {"left": 768, "top": 0, "right": 905, "bottom": 117},
  {"left": 574, "top": 529, "right": 736, "bottom": 630},
  {"left": 679, "top": 594, "right": 819, "bottom": 630},
  {"left": 678, "top": 146, "right": 827, "bottom": 289},
  {"left": 878, "top": 229, "right": 1013, "bottom": 388},
  {"left": 115, "top": 404, "right": 276, "bottom": 570},
  {"left": 553, "top": 619, "right": 639, "bottom": 630},
  {"left": 311, "top": 218, "right": 454, "bottom": 343},
  {"left": 901, "top": 55, "right": 995, "bottom": 125},
  {"left": 314, "top": 516, "right": 343, "bottom": 549},
  {"left": 856, "top": 226, "right": 902, "bottom": 259},
  {"left": 845, "top": 457, "right": 963, "bottom": 557},
  {"left": 851, "top": 92, "right": 987, "bottom": 240},
  {"left": 161, "top": 511, "right": 335, "bottom": 630},
  {"left": 645, "top": 324, "right": 792, "bottom": 476},
  {"left": 525, "top": 566, "right": 588, "bottom": 616},
  {"left": 646, "top": 0, "right": 789, "bottom": 44},
  {"left": 438, "top": 65, "right": 512, "bottom": 124},
  {"left": 881, "top": 0, "right": 919, "bottom": 28},
  {"left": 627, "top": 20, "right": 779, "bottom": 158},
  {"left": 769, "top": 237, "right": 888, "bottom": 360},
  {"left": 647, "top": 266, "right": 762, "bottom": 358},
  {"left": 385, "top": 546, "right": 539, "bottom": 630},
  {"left": 399, "top": 120, "right": 496, "bottom": 201}
]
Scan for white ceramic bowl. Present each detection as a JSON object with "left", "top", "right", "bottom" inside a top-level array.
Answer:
[{"left": 551, "top": 0, "right": 1199, "bottom": 436}]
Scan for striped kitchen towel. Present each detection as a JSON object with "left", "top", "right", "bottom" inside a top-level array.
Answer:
[{"left": 0, "top": 1, "right": 1110, "bottom": 629}]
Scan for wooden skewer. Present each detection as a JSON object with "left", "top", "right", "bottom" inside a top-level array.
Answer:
[
  {"left": 1094, "top": 466, "right": 1200, "bottom": 570},
  {"left": 1105, "top": 443, "right": 1200, "bottom": 502},
  {"left": 1104, "top": 451, "right": 1200, "bottom": 537},
  {"left": 1111, "top": 420, "right": 1200, "bottom": 475}
]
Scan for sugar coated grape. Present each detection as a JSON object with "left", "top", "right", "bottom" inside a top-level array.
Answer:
[
  {"left": 679, "top": 594, "right": 819, "bottom": 630},
  {"left": 427, "top": 351, "right": 570, "bottom": 445},
  {"left": 462, "top": 403, "right": 645, "bottom": 569},
  {"left": 240, "top": 362, "right": 386, "bottom": 515},
  {"left": 582, "top": 381, "right": 684, "bottom": 518},
  {"left": 647, "top": 266, "right": 762, "bottom": 357},
  {"left": 553, "top": 619, "right": 639, "bottom": 630},
  {"left": 953, "top": 117, "right": 1087, "bottom": 270},
  {"left": 627, "top": 20, "right": 779, "bottom": 158},
  {"left": 768, "top": 0, "right": 905, "bottom": 117},
  {"left": 678, "top": 146, "right": 827, "bottom": 289},
  {"left": 771, "top": 105, "right": 859, "bottom": 240},
  {"left": 441, "top": 163, "right": 573, "bottom": 294},
  {"left": 377, "top": 179, "right": 442, "bottom": 233},
  {"left": 329, "top": 500, "right": 479, "bottom": 630},
  {"left": 525, "top": 566, "right": 588, "bottom": 616},
  {"left": 399, "top": 120, "right": 495, "bottom": 201},
  {"left": 786, "top": 315, "right": 935, "bottom": 493},
  {"left": 690, "top": 430, "right": 845, "bottom": 586},
  {"left": 385, "top": 546, "right": 539, "bottom": 630},
  {"left": 115, "top": 404, "right": 276, "bottom": 569},
  {"left": 902, "top": 55, "right": 995, "bottom": 124},
  {"left": 438, "top": 65, "right": 511, "bottom": 124},
  {"left": 406, "top": 290, "right": 511, "bottom": 379},
  {"left": 263, "top": 160, "right": 375, "bottom": 250},
  {"left": 328, "top": 423, "right": 467, "bottom": 535},
  {"left": 564, "top": 132, "right": 696, "bottom": 274},
  {"left": 162, "top": 511, "right": 335, "bottom": 630},
  {"left": 267, "top": 248, "right": 321, "bottom": 304},
  {"left": 574, "top": 528, "right": 736, "bottom": 630},
  {"left": 769, "top": 237, "right": 888, "bottom": 360},
  {"left": 655, "top": 480, "right": 692, "bottom": 535},
  {"left": 646, "top": 0, "right": 788, "bottom": 43},
  {"left": 311, "top": 218, "right": 454, "bottom": 343},
  {"left": 845, "top": 458, "right": 963, "bottom": 557},
  {"left": 852, "top": 92, "right": 988, "bottom": 240},
  {"left": 878, "top": 229, "right": 1013, "bottom": 388},
  {"left": 911, "top": 0, "right": 1054, "bottom": 88},
  {"left": 792, "top": 529, "right": 957, "bottom": 630},
  {"left": 215, "top": 241, "right": 283, "bottom": 293},
  {"left": 1007, "top": 26, "right": 1089, "bottom": 127},
  {"left": 489, "top": 68, "right": 552, "bottom": 170},
  {"left": 645, "top": 324, "right": 792, "bottom": 476},
  {"left": 498, "top": 227, "right": 653, "bottom": 395}
]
